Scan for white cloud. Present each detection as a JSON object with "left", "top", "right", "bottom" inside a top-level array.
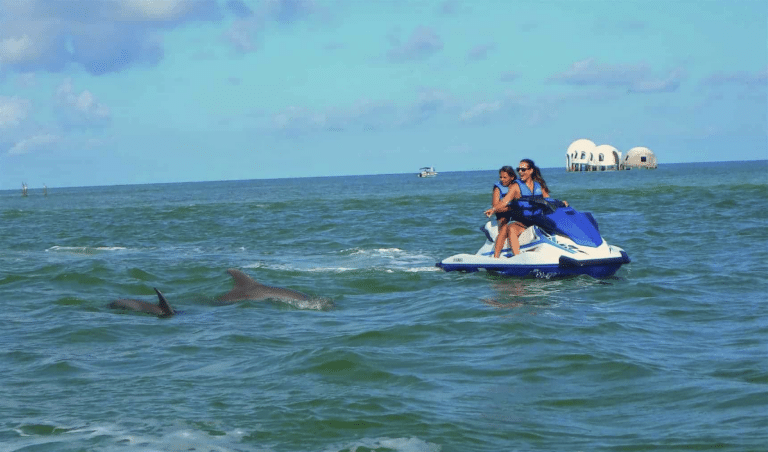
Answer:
[
  {"left": 702, "top": 67, "right": 768, "bottom": 87},
  {"left": 388, "top": 26, "right": 444, "bottom": 61},
  {"left": 225, "top": 18, "right": 261, "bottom": 53},
  {"left": 550, "top": 58, "right": 685, "bottom": 93},
  {"left": 268, "top": 90, "right": 516, "bottom": 133},
  {"left": 438, "top": 0, "right": 461, "bottom": 15},
  {"left": 16, "top": 73, "right": 37, "bottom": 88},
  {"left": 0, "top": 0, "right": 221, "bottom": 75},
  {"left": 549, "top": 58, "right": 649, "bottom": 87},
  {"left": 227, "top": 0, "right": 254, "bottom": 18},
  {"left": 271, "top": 98, "right": 399, "bottom": 134},
  {"left": 0, "top": 96, "right": 31, "bottom": 129},
  {"left": 0, "top": 35, "right": 35, "bottom": 64},
  {"left": 121, "top": 0, "right": 188, "bottom": 20},
  {"left": 460, "top": 100, "right": 502, "bottom": 122},
  {"left": 0, "top": 20, "right": 67, "bottom": 71},
  {"left": 266, "top": 0, "right": 316, "bottom": 23},
  {"left": 8, "top": 133, "right": 59, "bottom": 155},
  {"left": 396, "top": 89, "right": 455, "bottom": 126},
  {"left": 55, "top": 78, "right": 111, "bottom": 127},
  {"left": 272, "top": 106, "right": 326, "bottom": 132},
  {"left": 467, "top": 43, "right": 496, "bottom": 61},
  {"left": 500, "top": 71, "right": 520, "bottom": 82},
  {"left": 629, "top": 68, "right": 685, "bottom": 93},
  {"left": 116, "top": 0, "right": 221, "bottom": 21}
]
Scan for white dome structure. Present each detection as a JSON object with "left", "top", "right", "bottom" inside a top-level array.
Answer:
[
  {"left": 623, "top": 147, "right": 657, "bottom": 169},
  {"left": 593, "top": 144, "right": 622, "bottom": 171},
  {"left": 566, "top": 139, "right": 596, "bottom": 172},
  {"left": 566, "top": 139, "right": 658, "bottom": 171}
]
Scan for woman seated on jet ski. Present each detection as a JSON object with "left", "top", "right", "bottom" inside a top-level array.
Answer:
[
  {"left": 487, "top": 165, "right": 518, "bottom": 258},
  {"left": 485, "top": 159, "right": 567, "bottom": 257}
]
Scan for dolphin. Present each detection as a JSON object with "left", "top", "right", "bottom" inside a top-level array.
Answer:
[
  {"left": 217, "top": 268, "right": 310, "bottom": 304},
  {"left": 109, "top": 288, "right": 175, "bottom": 317}
]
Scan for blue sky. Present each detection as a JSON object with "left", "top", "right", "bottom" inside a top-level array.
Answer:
[{"left": 1, "top": 0, "right": 766, "bottom": 189}]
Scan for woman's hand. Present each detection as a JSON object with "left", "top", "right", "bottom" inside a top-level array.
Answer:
[{"left": 485, "top": 208, "right": 494, "bottom": 217}]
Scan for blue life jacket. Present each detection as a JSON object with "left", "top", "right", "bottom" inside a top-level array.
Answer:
[
  {"left": 510, "top": 181, "right": 544, "bottom": 223},
  {"left": 493, "top": 182, "right": 509, "bottom": 201},
  {"left": 515, "top": 179, "right": 542, "bottom": 196}
]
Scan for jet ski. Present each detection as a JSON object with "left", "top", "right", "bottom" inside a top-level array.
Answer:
[{"left": 436, "top": 196, "right": 630, "bottom": 278}]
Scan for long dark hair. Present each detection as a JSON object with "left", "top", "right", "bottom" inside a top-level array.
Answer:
[
  {"left": 499, "top": 165, "right": 517, "bottom": 180},
  {"left": 520, "top": 159, "right": 549, "bottom": 194}
]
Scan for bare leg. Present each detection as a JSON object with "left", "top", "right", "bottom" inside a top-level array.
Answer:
[
  {"left": 493, "top": 217, "right": 508, "bottom": 258},
  {"left": 507, "top": 222, "right": 527, "bottom": 256}
]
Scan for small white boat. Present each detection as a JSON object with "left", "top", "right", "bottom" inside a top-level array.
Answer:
[{"left": 418, "top": 167, "right": 438, "bottom": 177}]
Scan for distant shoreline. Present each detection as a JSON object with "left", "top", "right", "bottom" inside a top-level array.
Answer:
[{"left": 2, "top": 159, "right": 766, "bottom": 192}]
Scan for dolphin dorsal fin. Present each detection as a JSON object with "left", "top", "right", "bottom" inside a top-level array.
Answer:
[
  {"left": 226, "top": 268, "right": 260, "bottom": 288},
  {"left": 154, "top": 288, "right": 174, "bottom": 316}
]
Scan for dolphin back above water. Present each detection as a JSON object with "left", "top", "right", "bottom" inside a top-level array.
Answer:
[
  {"left": 217, "top": 268, "right": 310, "bottom": 304},
  {"left": 109, "top": 288, "right": 175, "bottom": 317}
]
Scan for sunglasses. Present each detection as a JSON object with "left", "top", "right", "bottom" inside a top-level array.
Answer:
[{"left": 517, "top": 167, "right": 531, "bottom": 172}]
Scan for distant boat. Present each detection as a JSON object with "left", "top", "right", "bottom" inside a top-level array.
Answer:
[{"left": 417, "top": 167, "right": 438, "bottom": 178}]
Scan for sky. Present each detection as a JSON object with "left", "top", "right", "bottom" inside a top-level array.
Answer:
[{"left": 0, "top": 0, "right": 766, "bottom": 189}]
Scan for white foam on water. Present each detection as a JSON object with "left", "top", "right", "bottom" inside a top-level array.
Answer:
[
  {"left": 339, "top": 247, "right": 404, "bottom": 255},
  {"left": 47, "top": 245, "right": 128, "bottom": 254},
  {"left": 307, "top": 267, "right": 358, "bottom": 273},
  {"left": 280, "top": 297, "right": 336, "bottom": 311},
  {"left": 6, "top": 422, "right": 253, "bottom": 452},
  {"left": 328, "top": 247, "right": 439, "bottom": 273},
  {"left": 406, "top": 266, "right": 442, "bottom": 273},
  {"left": 238, "top": 246, "right": 439, "bottom": 275},
  {"left": 6, "top": 422, "right": 438, "bottom": 452},
  {"left": 323, "top": 436, "right": 442, "bottom": 452}
]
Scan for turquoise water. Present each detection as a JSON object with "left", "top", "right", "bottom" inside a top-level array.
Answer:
[{"left": 1, "top": 161, "right": 767, "bottom": 451}]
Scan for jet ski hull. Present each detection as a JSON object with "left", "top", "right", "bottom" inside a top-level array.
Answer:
[{"left": 436, "top": 250, "right": 630, "bottom": 278}]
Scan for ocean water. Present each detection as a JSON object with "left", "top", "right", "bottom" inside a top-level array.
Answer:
[{"left": 1, "top": 161, "right": 766, "bottom": 452}]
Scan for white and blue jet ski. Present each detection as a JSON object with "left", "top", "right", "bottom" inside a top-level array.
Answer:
[{"left": 436, "top": 196, "right": 630, "bottom": 278}]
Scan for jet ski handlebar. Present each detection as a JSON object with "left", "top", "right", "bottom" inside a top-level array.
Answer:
[{"left": 508, "top": 196, "right": 567, "bottom": 214}]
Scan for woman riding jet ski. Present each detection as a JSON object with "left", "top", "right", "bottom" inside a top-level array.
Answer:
[{"left": 436, "top": 196, "right": 631, "bottom": 278}]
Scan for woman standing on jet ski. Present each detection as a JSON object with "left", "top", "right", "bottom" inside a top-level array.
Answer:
[{"left": 485, "top": 159, "right": 567, "bottom": 257}]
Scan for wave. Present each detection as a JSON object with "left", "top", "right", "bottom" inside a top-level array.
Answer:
[
  {"left": 7, "top": 421, "right": 248, "bottom": 452},
  {"left": 6, "top": 419, "right": 440, "bottom": 452},
  {"left": 46, "top": 246, "right": 128, "bottom": 254},
  {"left": 328, "top": 436, "right": 442, "bottom": 452},
  {"left": 242, "top": 247, "right": 440, "bottom": 274}
]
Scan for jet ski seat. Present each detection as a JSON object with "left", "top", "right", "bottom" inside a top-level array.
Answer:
[{"left": 518, "top": 226, "right": 538, "bottom": 247}]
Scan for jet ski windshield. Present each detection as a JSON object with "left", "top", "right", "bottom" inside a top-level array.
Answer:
[{"left": 510, "top": 196, "right": 603, "bottom": 247}]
